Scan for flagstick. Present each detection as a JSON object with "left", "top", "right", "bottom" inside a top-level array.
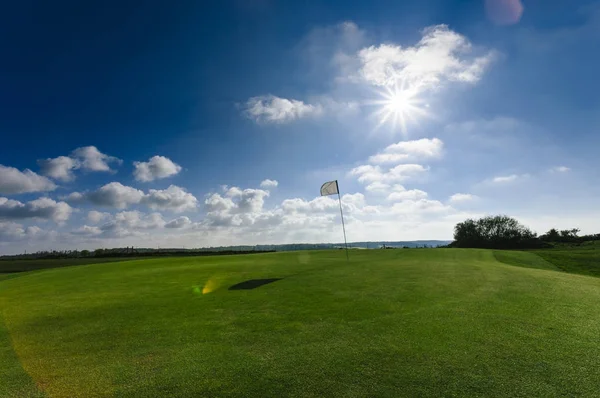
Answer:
[{"left": 336, "top": 180, "right": 349, "bottom": 262}]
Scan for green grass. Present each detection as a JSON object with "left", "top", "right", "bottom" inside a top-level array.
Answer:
[
  {"left": 535, "top": 249, "right": 600, "bottom": 277},
  {"left": 493, "top": 251, "right": 559, "bottom": 272},
  {"left": 493, "top": 245, "right": 600, "bottom": 278},
  {"left": 2, "top": 249, "right": 600, "bottom": 397}
]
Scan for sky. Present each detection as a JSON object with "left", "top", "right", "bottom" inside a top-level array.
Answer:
[{"left": 1, "top": 0, "right": 600, "bottom": 254}]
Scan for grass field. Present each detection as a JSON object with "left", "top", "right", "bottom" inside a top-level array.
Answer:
[{"left": 2, "top": 249, "right": 600, "bottom": 397}]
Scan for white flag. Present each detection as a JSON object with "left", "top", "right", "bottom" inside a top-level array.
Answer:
[{"left": 320, "top": 180, "right": 339, "bottom": 196}]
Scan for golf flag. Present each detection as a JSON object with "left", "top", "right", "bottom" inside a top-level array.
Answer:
[
  {"left": 319, "top": 180, "right": 349, "bottom": 261},
  {"left": 320, "top": 180, "right": 339, "bottom": 196}
]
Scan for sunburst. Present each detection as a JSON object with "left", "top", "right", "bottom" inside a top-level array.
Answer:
[{"left": 368, "top": 83, "right": 428, "bottom": 134}]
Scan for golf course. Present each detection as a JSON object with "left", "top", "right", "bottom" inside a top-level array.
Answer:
[{"left": 1, "top": 248, "right": 600, "bottom": 397}]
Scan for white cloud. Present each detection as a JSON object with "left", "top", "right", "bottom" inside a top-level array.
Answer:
[
  {"left": 71, "top": 146, "right": 122, "bottom": 172},
  {"left": 244, "top": 95, "right": 323, "bottom": 124},
  {"left": 66, "top": 182, "right": 144, "bottom": 209},
  {"left": 491, "top": 174, "right": 526, "bottom": 183},
  {"left": 0, "top": 165, "right": 57, "bottom": 195},
  {"left": 369, "top": 138, "right": 444, "bottom": 164},
  {"left": 260, "top": 179, "right": 279, "bottom": 188},
  {"left": 390, "top": 199, "right": 452, "bottom": 214},
  {"left": 68, "top": 184, "right": 198, "bottom": 214},
  {"left": 0, "top": 222, "right": 27, "bottom": 241},
  {"left": 235, "top": 189, "right": 270, "bottom": 214},
  {"left": 87, "top": 210, "right": 111, "bottom": 224},
  {"left": 142, "top": 185, "right": 198, "bottom": 213},
  {"left": 365, "top": 182, "right": 391, "bottom": 193},
  {"left": 350, "top": 163, "right": 428, "bottom": 185},
  {"left": 204, "top": 188, "right": 273, "bottom": 227},
  {"left": 36, "top": 146, "right": 121, "bottom": 182},
  {"left": 94, "top": 211, "right": 166, "bottom": 238},
  {"left": 71, "top": 225, "right": 103, "bottom": 236},
  {"left": 0, "top": 197, "right": 73, "bottom": 223},
  {"left": 37, "top": 156, "right": 79, "bottom": 182},
  {"left": 550, "top": 166, "right": 570, "bottom": 173},
  {"left": 387, "top": 189, "right": 428, "bottom": 202},
  {"left": 0, "top": 222, "right": 50, "bottom": 241},
  {"left": 449, "top": 193, "right": 478, "bottom": 203},
  {"left": 165, "top": 216, "right": 192, "bottom": 229},
  {"left": 133, "top": 156, "right": 182, "bottom": 182},
  {"left": 114, "top": 211, "right": 165, "bottom": 230},
  {"left": 357, "top": 25, "right": 497, "bottom": 89},
  {"left": 282, "top": 196, "right": 339, "bottom": 214}
]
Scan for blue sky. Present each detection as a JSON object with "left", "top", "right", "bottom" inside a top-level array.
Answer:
[{"left": 1, "top": 0, "right": 599, "bottom": 253}]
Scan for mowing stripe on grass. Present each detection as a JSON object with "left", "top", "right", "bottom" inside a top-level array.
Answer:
[{"left": 0, "top": 312, "right": 45, "bottom": 397}]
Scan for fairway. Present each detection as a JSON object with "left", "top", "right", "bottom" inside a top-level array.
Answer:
[{"left": 1, "top": 249, "right": 600, "bottom": 397}]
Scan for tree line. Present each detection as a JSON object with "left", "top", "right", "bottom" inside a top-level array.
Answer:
[{"left": 451, "top": 215, "right": 600, "bottom": 249}]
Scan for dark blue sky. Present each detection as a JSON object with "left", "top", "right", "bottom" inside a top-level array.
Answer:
[{"left": 1, "top": 0, "right": 599, "bottom": 253}]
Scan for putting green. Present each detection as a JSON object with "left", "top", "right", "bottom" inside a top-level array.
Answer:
[{"left": 1, "top": 249, "right": 599, "bottom": 397}]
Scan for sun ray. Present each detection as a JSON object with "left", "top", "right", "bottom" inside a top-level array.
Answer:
[{"left": 366, "top": 82, "right": 429, "bottom": 135}]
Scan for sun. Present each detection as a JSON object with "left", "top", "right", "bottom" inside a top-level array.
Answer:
[{"left": 369, "top": 85, "right": 428, "bottom": 134}]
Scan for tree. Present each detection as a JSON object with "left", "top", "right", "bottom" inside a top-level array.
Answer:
[
  {"left": 453, "top": 215, "right": 538, "bottom": 249},
  {"left": 540, "top": 228, "right": 580, "bottom": 243}
]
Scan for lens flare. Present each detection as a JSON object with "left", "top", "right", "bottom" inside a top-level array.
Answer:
[{"left": 202, "top": 278, "right": 219, "bottom": 294}]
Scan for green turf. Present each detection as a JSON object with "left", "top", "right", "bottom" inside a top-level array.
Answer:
[
  {"left": 2, "top": 249, "right": 600, "bottom": 397},
  {"left": 492, "top": 251, "right": 559, "bottom": 272},
  {"left": 535, "top": 248, "right": 600, "bottom": 277}
]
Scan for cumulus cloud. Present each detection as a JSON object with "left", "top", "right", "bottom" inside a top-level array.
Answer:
[
  {"left": 350, "top": 164, "right": 428, "bottom": 185},
  {"left": 364, "top": 182, "right": 392, "bottom": 193},
  {"left": 66, "top": 183, "right": 197, "bottom": 212},
  {"left": 165, "top": 216, "right": 192, "bottom": 229},
  {"left": 36, "top": 146, "right": 121, "bottom": 182},
  {"left": 66, "top": 182, "right": 144, "bottom": 209},
  {"left": 282, "top": 196, "right": 339, "bottom": 214},
  {"left": 87, "top": 210, "right": 111, "bottom": 224},
  {"left": 390, "top": 198, "right": 452, "bottom": 214},
  {"left": 133, "top": 156, "right": 182, "bottom": 182},
  {"left": 114, "top": 211, "right": 165, "bottom": 230},
  {"left": 387, "top": 188, "right": 428, "bottom": 202},
  {"left": 91, "top": 211, "right": 166, "bottom": 238},
  {"left": 260, "top": 179, "right": 279, "bottom": 188},
  {"left": 204, "top": 188, "right": 273, "bottom": 227},
  {"left": 369, "top": 138, "right": 444, "bottom": 164},
  {"left": 244, "top": 95, "right": 323, "bottom": 124},
  {"left": 71, "top": 146, "right": 122, "bottom": 172},
  {"left": 550, "top": 166, "right": 570, "bottom": 173},
  {"left": 0, "top": 222, "right": 27, "bottom": 241},
  {"left": 0, "top": 165, "right": 57, "bottom": 195},
  {"left": 37, "top": 156, "right": 79, "bottom": 182},
  {"left": 142, "top": 185, "right": 198, "bottom": 213},
  {"left": 0, "top": 197, "right": 73, "bottom": 223},
  {"left": 84, "top": 182, "right": 144, "bottom": 209},
  {"left": 0, "top": 222, "right": 49, "bottom": 241},
  {"left": 449, "top": 193, "right": 478, "bottom": 203},
  {"left": 357, "top": 25, "right": 497, "bottom": 89},
  {"left": 71, "top": 225, "right": 103, "bottom": 236}
]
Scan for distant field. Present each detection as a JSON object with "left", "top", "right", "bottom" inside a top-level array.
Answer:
[
  {"left": 1, "top": 249, "right": 600, "bottom": 397},
  {"left": 0, "top": 257, "right": 134, "bottom": 273}
]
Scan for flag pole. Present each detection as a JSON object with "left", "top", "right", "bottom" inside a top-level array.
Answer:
[{"left": 336, "top": 180, "right": 349, "bottom": 261}]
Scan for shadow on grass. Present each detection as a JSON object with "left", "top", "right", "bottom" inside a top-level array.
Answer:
[{"left": 229, "top": 278, "right": 282, "bottom": 290}]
